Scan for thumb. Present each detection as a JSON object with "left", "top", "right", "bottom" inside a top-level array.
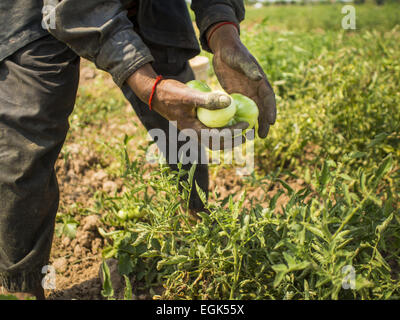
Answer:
[
  {"left": 222, "top": 49, "right": 263, "bottom": 81},
  {"left": 189, "top": 90, "right": 232, "bottom": 110}
]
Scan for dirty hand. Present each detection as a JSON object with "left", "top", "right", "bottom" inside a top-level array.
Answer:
[
  {"left": 207, "top": 23, "right": 277, "bottom": 138},
  {"left": 126, "top": 63, "right": 249, "bottom": 150}
]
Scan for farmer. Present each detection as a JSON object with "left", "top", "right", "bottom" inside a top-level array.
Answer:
[{"left": 0, "top": 0, "right": 276, "bottom": 299}]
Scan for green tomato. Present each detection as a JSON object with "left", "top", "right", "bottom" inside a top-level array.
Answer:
[
  {"left": 196, "top": 92, "right": 236, "bottom": 128},
  {"left": 117, "top": 209, "right": 129, "bottom": 221},
  {"left": 187, "top": 80, "right": 236, "bottom": 128},
  {"left": 186, "top": 80, "right": 259, "bottom": 131},
  {"left": 117, "top": 207, "right": 146, "bottom": 220},
  {"left": 127, "top": 207, "right": 146, "bottom": 219},
  {"left": 231, "top": 93, "right": 259, "bottom": 129},
  {"left": 186, "top": 80, "right": 212, "bottom": 92}
]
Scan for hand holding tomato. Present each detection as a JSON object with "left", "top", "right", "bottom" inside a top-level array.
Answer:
[
  {"left": 126, "top": 64, "right": 249, "bottom": 150},
  {"left": 207, "top": 24, "right": 277, "bottom": 138},
  {"left": 187, "top": 80, "right": 259, "bottom": 132}
]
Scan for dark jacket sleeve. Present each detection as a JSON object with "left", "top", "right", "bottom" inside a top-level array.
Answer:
[
  {"left": 43, "top": 0, "right": 154, "bottom": 87},
  {"left": 190, "top": 0, "right": 245, "bottom": 52}
]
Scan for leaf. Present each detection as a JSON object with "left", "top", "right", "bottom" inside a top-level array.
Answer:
[
  {"left": 321, "top": 222, "right": 332, "bottom": 241},
  {"left": 97, "top": 228, "right": 122, "bottom": 238},
  {"left": 383, "top": 196, "right": 394, "bottom": 215},
  {"left": 123, "top": 275, "right": 133, "bottom": 300},
  {"left": 348, "top": 151, "right": 366, "bottom": 159},
  {"left": 303, "top": 224, "right": 325, "bottom": 240},
  {"left": 343, "top": 184, "right": 351, "bottom": 205},
  {"left": 195, "top": 182, "right": 208, "bottom": 207},
  {"left": 339, "top": 173, "right": 353, "bottom": 181},
  {"left": 367, "top": 132, "right": 389, "bottom": 148},
  {"left": 270, "top": 190, "right": 284, "bottom": 210},
  {"left": 140, "top": 250, "right": 160, "bottom": 258},
  {"left": 277, "top": 179, "right": 294, "bottom": 195},
  {"left": 374, "top": 250, "right": 391, "bottom": 272},
  {"left": 55, "top": 223, "right": 64, "bottom": 238},
  {"left": 326, "top": 160, "right": 337, "bottom": 168},
  {"left": 101, "top": 260, "right": 114, "bottom": 299},
  {"left": 273, "top": 271, "right": 287, "bottom": 288},
  {"left": 319, "top": 161, "right": 330, "bottom": 188},
  {"left": 283, "top": 252, "right": 297, "bottom": 268},
  {"left": 355, "top": 276, "right": 374, "bottom": 290},
  {"left": 63, "top": 222, "right": 78, "bottom": 239},
  {"left": 290, "top": 261, "right": 310, "bottom": 272},
  {"left": 118, "top": 253, "right": 134, "bottom": 275},
  {"left": 188, "top": 162, "right": 197, "bottom": 189},
  {"left": 375, "top": 155, "right": 392, "bottom": 182},
  {"left": 375, "top": 213, "right": 394, "bottom": 236},
  {"left": 197, "top": 211, "right": 212, "bottom": 225},
  {"left": 132, "top": 232, "right": 148, "bottom": 247},
  {"left": 123, "top": 133, "right": 134, "bottom": 146},
  {"left": 368, "top": 194, "right": 382, "bottom": 206},
  {"left": 102, "top": 247, "right": 118, "bottom": 259},
  {"left": 272, "top": 264, "right": 288, "bottom": 273},
  {"left": 304, "top": 280, "right": 310, "bottom": 300},
  {"left": 156, "top": 255, "right": 189, "bottom": 270},
  {"left": 241, "top": 214, "right": 250, "bottom": 238},
  {"left": 359, "top": 171, "right": 367, "bottom": 194},
  {"left": 334, "top": 230, "right": 351, "bottom": 241}
]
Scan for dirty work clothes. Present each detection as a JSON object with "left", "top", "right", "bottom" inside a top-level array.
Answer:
[
  {"left": 1, "top": 0, "right": 244, "bottom": 87},
  {"left": 0, "top": 36, "right": 80, "bottom": 292},
  {"left": 45, "top": 0, "right": 244, "bottom": 87},
  {"left": 0, "top": 0, "right": 49, "bottom": 64},
  {"left": 0, "top": 34, "right": 207, "bottom": 292}
]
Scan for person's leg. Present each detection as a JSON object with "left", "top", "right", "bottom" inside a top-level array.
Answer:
[
  {"left": 0, "top": 35, "right": 80, "bottom": 297},
  {"left": 121, "top": 48, "right": 208, "bottom": 212}
]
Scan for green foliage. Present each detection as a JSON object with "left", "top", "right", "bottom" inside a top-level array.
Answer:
[
  {"left": 55, "top": 215, "right": 79, "bottom": 239},
  {"left": 242, "top": 21, "right": 400, "bottom": 176},
  {"left": 98, "top": 145, "right": 399, "bottom": 299},
  {"left": 244, "top": 4, "right": 400, "bottom": 32},
  {"left": 101, "top": 260, "right": 115, "bottom": 299}
]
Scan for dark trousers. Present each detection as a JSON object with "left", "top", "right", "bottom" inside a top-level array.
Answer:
[{"left": 0, "top": 35, "right": 208, "bottom": 292}]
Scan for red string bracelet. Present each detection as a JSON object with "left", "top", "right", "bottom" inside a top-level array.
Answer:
[
  {"left": 148, "top": 75, "right": 163, "bottom": 111},
  {"left": 207, "top": 21, "right": 239, "bottom": 49}
]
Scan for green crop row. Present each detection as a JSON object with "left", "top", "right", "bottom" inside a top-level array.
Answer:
[{"left": 98, "top": 145, "right": 399, "bottom": 299}]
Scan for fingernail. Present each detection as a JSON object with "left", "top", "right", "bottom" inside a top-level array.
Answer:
[
  {"left": 253, "top": 70, "right": 263, "bottom": 81},
  {"left": 219, "top": 95, "right": 231, "bottom": 107}
]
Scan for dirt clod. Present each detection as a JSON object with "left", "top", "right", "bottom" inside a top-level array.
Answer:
[
  {"left": 103, "top": 180, "right": 118, "bottom": 194},
  {"left": 76, "top": 230, "right": 93, "bottom": 249},
  {"left": 53, "top": 257, "right": 68, "bottom": 274},
  {"left": 82, "top": 215, "right": 101, "bottom": 232}
]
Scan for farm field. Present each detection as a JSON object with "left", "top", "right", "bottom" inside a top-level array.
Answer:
[{"left": 31, "top": 3, "right": 400, "bottom": 300}]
